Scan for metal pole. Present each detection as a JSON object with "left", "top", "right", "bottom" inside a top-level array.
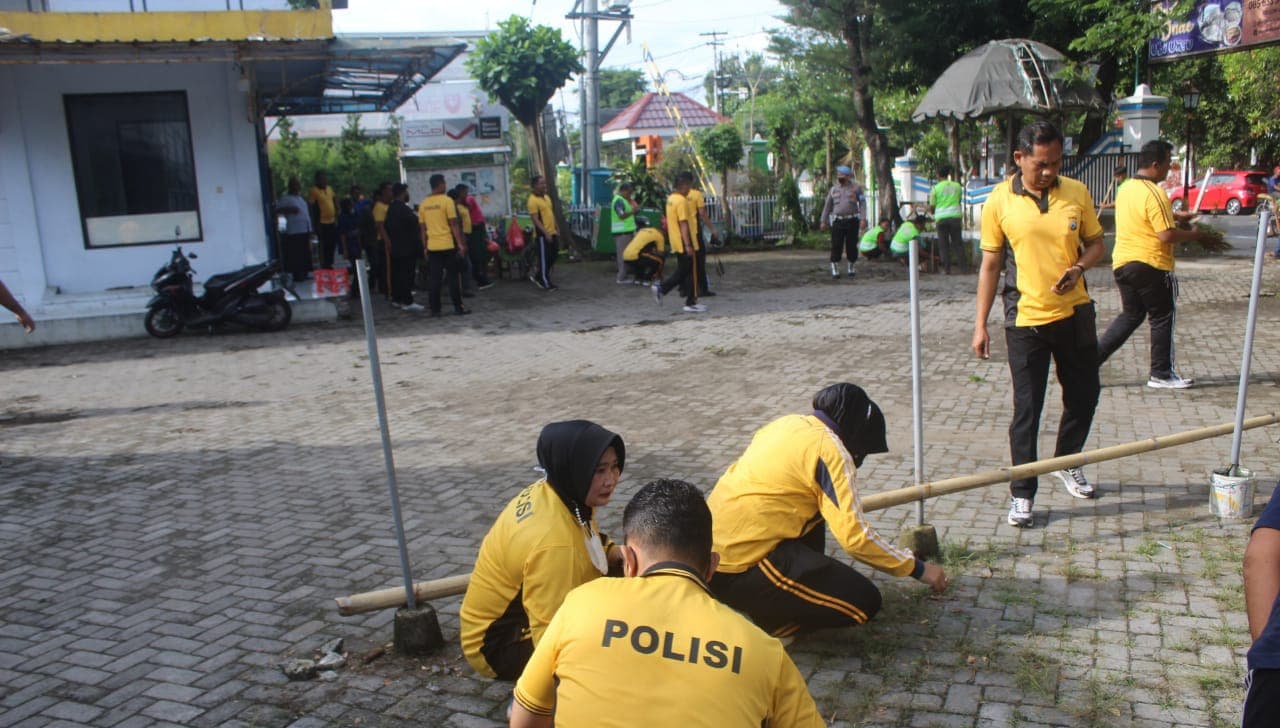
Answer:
[
  {"left": 908, "top": 236, "right": 925, "bottom": 526},
  {"left": 354, "top": 258, "right": 418, "bottom": 610},
  {"left": 1230, "top": 210, "right": 1270, "bottom": 472},
  {"left": 582, "top": 0, "right": 600, "bottom": 206}
]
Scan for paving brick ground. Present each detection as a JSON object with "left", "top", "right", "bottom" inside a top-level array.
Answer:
[{"left": 3, "top": 248, "right": 1279, "bottom": 727}]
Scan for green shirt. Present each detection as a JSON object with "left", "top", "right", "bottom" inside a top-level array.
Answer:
[
  {"left": 929, "top": 180, "right": 963, "bottom": 220},
  {"left": 890, "top": 221, "right": 919, "bottom": 255},
  {"left": 610, "top": 194, "right": 637, "bottom": 234},
  {"left": 859, "top": 225, "right": 884, "bottom": 252}
]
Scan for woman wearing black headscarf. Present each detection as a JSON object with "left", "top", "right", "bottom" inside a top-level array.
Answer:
[
  {"left": 460, "top": 420, "right": 625, "bottom": 680},
  {"left": 706, "top": 383, "right": 948, "bottom": 639}
]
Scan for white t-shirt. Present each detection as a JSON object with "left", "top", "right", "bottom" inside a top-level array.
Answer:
[{"left": 277, "top": 194, "right": 312, "bottom": 235}]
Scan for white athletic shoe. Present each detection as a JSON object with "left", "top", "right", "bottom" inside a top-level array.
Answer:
[
  {"left": 682, "top": 304, "right": 707, "bottom": 313},
  {"left": 1051, "top": 467, "right": 1095, "bottom": 499},
  {"left": 1006, "top": 497, "right": 1034, "bottom": 527},
  {"left": 847, "top": 264, "right": 856, "bottom": 278},
  {"left": 402, "top": 303, "right": 425, "bottom": 313},
  {"left": 830, "top": 263, "right": 840, "bottom": 279},
  {"left": 1147, "top": 375, "right": 1194, "bottom": 389},
  {"left": 652, "top": 283, "right": 664, "bottom": 305}
]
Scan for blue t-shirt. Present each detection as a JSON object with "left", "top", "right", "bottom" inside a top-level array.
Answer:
[{"left": 1248, "top": 490, "right": 1280, "bottom": 670}]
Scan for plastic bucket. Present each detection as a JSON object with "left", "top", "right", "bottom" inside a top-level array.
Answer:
[{"left": 1210, "top": 467, "right": 1255, "bottom": 520}]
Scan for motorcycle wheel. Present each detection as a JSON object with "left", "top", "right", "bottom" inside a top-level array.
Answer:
[
  {"left": 263, "top": 299, "right": 292, "bottom": 332},
  {"left": 144, "top": 305, "right": 184, "bottom": 339}
]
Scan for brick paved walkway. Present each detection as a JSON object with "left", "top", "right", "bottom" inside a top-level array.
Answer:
[{"left": 2, "top": 250, "right": 1278, "bottom": 727}]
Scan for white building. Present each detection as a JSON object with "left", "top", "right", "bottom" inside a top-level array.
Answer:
[{"left": 0, "top": 0, "right": 466, "bottom": 347}]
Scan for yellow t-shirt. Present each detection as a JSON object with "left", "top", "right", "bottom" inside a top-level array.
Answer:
[
  {"left": 708, "top": 414, "right": 917, "bottom": 580},
  {"left": 456, "top": 201, "right": 473, "bottom": 236},
  {"left": 527, "top": 194, "right": 558, "bottom": 236},
  {"left": 513, "top": 566, "right": 826, "bottom": 728},
  {"left": 1112, "top": 177, "right": 1176, "bottom": 272},
  {"left": 623, "top": 227, "right": 665, "bottom": 261},
  {"left": 417, "top": 193, "right": 458, "bottom": 252},
  {"left": 665, "top": 192, "right": 699, "bottom": 254},
  {"left": 980, "top": 175, "right": 1102, "bottom": 327},
  {"left": 459, "top": 481, "right": 612, "bottom": 679},
  {"left": 308, "top": 185, "right": 336, "bottom": 225},
  {"left": 687, "top": 188, "right": 706, "bottom": 213},
  {"left": 372, "top": 201, "right": 389, "bottom": 242}
]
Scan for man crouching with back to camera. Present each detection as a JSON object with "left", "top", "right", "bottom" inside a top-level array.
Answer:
[{"left": 510, "top": 479, "right": 826, "bottom": 728}]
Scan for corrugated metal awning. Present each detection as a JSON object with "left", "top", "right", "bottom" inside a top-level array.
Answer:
[{"left": 0, "top": 31, "right": 468, "bottom": 115}]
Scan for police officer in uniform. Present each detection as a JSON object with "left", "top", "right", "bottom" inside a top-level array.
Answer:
[
  {"left": 819, "top": 165, "right": 866, "bottom": 279},
  {"left": 511, "top": 479, "right": 825, "bottom": 728}
]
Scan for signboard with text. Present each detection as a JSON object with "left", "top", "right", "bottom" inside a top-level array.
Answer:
[
  {"left": 401, "top": 116, "right": 509, "bottom": 152},
  {"left": 1150, "top": 0, "right": 1280, "bottom": 62}
]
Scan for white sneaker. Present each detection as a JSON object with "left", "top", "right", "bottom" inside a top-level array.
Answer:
[
  {"left": 830, "top": 263, "right": 840, "bottom": 279},
  {"left": 1007, "top": 497, "right": 1034, "bottom": 527},
  {"left": 1147, "top": 375, "right": 1194, "bottom": 389},
  {"left": 652, "top": 283, "right": 664, "bottom": 305},
  {"left": 847, "top": 265, "right": 856, "bottom": 278},
  {"left": 1051, "top": 467, "right": 1095, "bottom": 499},
  {"left": 682, "top": 304, "right": 707, "bottom": 313},
  {"left": 402, "top": 303, "right": 425, "bottom": 313}
]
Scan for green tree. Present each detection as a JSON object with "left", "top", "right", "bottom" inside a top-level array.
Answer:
[
  {"left": 598, "top": 68, "right": 647, "bottom": 109},
  {"left": 468, "top": 16, "right": 583, "bottom": 236},
  {"left": 610, "top": 160, "right": 666, "bottom": 209},
  {"left": 336, "top": 113, "right": 368, "bottom": 186},
  {"left": 697, "top": 123, "right": 745, "bottom": 200},
  {"left": 272, "top": 116, "right": 302, "bottom": 196}
]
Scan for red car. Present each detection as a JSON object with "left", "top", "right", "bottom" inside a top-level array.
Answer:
[{"left": 1168, "top": 170, "right": 1269, "bottom": 215}]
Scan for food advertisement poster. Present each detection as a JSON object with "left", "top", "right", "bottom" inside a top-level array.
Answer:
[{"left": 1150, "top": 0, "right": 1280, "bottom": 61}]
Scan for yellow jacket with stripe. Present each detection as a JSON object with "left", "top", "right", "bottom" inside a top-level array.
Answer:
[
  {"left": 708, "top": 414, "right": 918, "bottom": 577},
  {"left": 459, "top": 480, "right": 612, "bottom": 678}
]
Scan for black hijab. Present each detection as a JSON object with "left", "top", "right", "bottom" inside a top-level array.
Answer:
[
  {"left": 812, "top": 383, "right": 888, "bottom": 467},
  {"left": 535, "top": 420, "right": 626, "bottom": 521}
]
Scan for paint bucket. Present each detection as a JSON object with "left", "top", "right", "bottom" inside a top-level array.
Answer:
[{"left": 1210, "top": 467, "right": 1255, "bottom": 520}]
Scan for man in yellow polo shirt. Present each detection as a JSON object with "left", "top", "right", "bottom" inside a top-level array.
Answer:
[
  {"left": 972, "top": 121, "right": 1105, "bottom": 528},
  {"left": 1098, "top": 140, "right": 1208, "bottom": 390},
  {"left": 511, "top": 479, "right": 825, "bottom": 728},
  {"left": 526, "top": 175, "right": 559, "bottom": 290},
  {"left": 686, "top": 180, "right": 716, "bottom": 296},
  {"left": 652, "top": 172, "right": 704, "bottom": 313},
  {"left": 308, "top": 170, "right": 339, "bottom": 269},
  {"left": 418, "top": 174, "right": 469, "bottom": 316}
]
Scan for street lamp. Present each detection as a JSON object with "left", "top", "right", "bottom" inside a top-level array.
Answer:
[{"left": 1182, "top": 81, "right": 1200, "bottom": 210}]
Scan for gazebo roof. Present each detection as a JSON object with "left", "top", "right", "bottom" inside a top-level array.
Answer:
[{"left": 601, "top": 92, "right": 729, "bottom": 140}]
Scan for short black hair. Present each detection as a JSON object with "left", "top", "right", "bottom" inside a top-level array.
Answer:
[
  {"left": 618, "top": 181, "right": 633, "bottom": 191},
  {"left": 1016, "top": 121, "right": 1065, "bottom": 155},
  {"left": 675, "top": 171, "right": 694, "bottom": 186},
  {"left": 392, "top": 182, "right": 408, "bottom": 198},
  {"left": 454, "top": 183, "right": 469, "bottom": 195},
  {"left": 940, "top": 165, "right": 953, "bottom": 178},
  {"left": 429, "top": 174, "right": 446, "bottom": 190},
  {"left": 531, "top": 174, "right": 544, "bottom": 185},
  {"left": 1138, "top": 140, "right": 1174, "bottom": 169},
  {"left": 623, "top": 479, "right": 712, "bottom": 574},
  {"left": 1113, "top": 164, "right": 1129, "bottom": 176}
]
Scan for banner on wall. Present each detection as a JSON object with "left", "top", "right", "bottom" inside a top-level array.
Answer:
[
  {"left": 400, "top": 82, "right": 510, "bottom": 152},
  {"left": 1149, "top": 0, "right": 1280, "bottom": 62},
  {"left": 405, "top": 164, "right": 510, "bottom": 220}
]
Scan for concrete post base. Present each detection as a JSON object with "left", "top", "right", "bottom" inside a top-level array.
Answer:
[
  {"left": 898, "top": 524, "right": 940, "bottom": 560},
  {"left": 393, "top": 605, "right": 444, "bottom": 656}
]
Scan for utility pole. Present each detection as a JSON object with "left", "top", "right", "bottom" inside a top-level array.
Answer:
[
  {"left": 567, "top": 0, "right": 633, "bottom": 206},
  {"left": 699, "top": 30, "right": 726, "bottom": 115}
]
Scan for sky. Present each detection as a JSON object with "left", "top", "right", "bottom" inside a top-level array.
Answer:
[{"left": 332, "top": 0, "right": 790, "bottom": 108}]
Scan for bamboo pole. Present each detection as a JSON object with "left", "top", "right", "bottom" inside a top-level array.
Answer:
[{"left": 335, "top": 413, "right": 1280, "bottom": 616}]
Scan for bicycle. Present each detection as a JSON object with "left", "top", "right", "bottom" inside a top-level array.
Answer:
[{"left": 1257, "top": 194, "right": 1279, "bottom": 238}]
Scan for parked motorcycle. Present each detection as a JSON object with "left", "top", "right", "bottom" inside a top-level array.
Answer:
[{"left": 144, "top": 247, "right": 298, "bottom": 339}]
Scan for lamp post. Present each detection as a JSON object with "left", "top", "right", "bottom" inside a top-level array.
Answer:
[{"left": 1181, "top": 81, "right": 1200, "bottom": 210}]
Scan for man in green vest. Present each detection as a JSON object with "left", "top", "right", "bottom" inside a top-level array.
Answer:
[
  {"left": 611, "top": 183, "right": 639, "bottom": 284},
  {"left": 928, "top": 166, "right": 965, "bottom": 274},
  {"left": 858, "top": 217, "right": 891, "bottom": 260}
]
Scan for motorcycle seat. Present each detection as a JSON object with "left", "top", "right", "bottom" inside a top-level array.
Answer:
[{"left": 205, "top": 265, "right": 267, "bottom": 292}]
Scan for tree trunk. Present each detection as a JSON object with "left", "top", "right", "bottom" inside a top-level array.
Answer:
[
  {"left": 841, "top": 11, "right": 898, "bottom": 224},
  {"left": 1078, "top": 56, "right": 1119, "bottom": 154},
  {"left": 946, "top": 119, "right": 960, "bottom": 176}
]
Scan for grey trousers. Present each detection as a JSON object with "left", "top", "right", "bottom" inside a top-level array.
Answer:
[{"left": 613, "top": 233, "right": 634, "bottom": 281}]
